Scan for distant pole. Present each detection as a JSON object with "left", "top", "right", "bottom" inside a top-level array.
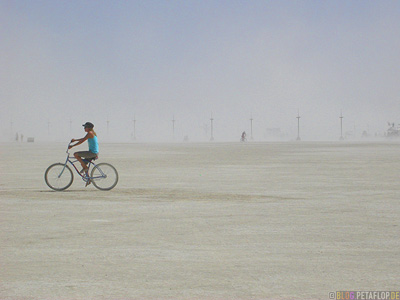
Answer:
[
  {"left": 210, "top": 113, "right": 214, "bottom": 141},
  {"left": 106, "top": 117, "right": 110, "bottom": 135},
  {"left": 48, "top": 120, "right": 50, "bottom": 135},
  {"left": 172, "top": 115, "right": 176, "bottom": 139},
  {"left": 340, "top": 111, "right": 344, "bottom": 140},
  {"left": 296, "top": 110, "right": 301, "bottom": 141},
  {"left": 250, "top": 114, "right": 254, "bottom": 140},
  {"left": 133, "top": 115, "right": 136, "bottom": 140}
]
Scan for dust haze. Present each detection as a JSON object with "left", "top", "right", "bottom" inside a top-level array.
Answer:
[{"left": 1, "top": 1, "right": 400, "bottom": 142}]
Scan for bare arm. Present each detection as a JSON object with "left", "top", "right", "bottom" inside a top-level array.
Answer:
[{"left": 69, "top": 132, "right": 94, "bottom": 149}]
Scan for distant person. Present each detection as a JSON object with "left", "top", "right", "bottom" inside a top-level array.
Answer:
[
  {"left": 69, "top": 122, "right": 99, "bottom": 174},
  {"left": 15, "top": 133, "right": 19, "bottom": 142},
  {"left": 20, "top": 134, "right": 24, "bottom": 142},
  {"left": 241, "top": 131, "right": 247, "bottom": 142}
]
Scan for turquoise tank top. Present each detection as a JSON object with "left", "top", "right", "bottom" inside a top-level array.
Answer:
[{"left": 88, "top": 135, "right": 99, "bottom": 154}]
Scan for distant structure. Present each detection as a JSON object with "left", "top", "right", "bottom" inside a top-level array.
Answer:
[
  {"left": 210, "top": 113, "right": 214, "bottom": 141},
  {"left": 249, "top": 115, "right": 254, "bottom": 140},
  {"left": 339, "top": 111, "right": 344, "bottom": 140},
  {"left": 296, "top": 111, "right": 301, "bottom": 141},
  {"left": 106, "top": 117, "right": 110, "bottom": 135},
  {"left": 132, "top": 116, "right": 137, "bottom": 140},
  {"left": 387, "top": 122, "right": 400, "bottom": 138}
]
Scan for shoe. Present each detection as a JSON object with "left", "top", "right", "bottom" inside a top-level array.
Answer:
[
  {"left": 80, "top": 167, "right": 89, "bottom": 174},
  {"left": 85, "top": 179, "right": 91, "bottom": 187}
]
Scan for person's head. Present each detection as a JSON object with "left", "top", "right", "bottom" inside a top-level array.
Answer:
[{"left": 82, "top": 122, "right": 94, "bottom": 132}]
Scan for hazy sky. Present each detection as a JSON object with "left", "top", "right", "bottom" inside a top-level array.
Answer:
[{"left": 1, "top": 0, "right": 400, "bottom": 142}]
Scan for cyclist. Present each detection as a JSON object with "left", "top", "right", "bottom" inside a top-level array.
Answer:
[
  {"left": 241, "top": 131, "right": 247, "bottom": 142},
  {"left": 69, "top": 122, "right": 99, "bottom": 174}
]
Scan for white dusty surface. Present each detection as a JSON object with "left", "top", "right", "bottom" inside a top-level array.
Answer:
[{"left": 1, "top": 141, "right": 400, "bottom": 300}]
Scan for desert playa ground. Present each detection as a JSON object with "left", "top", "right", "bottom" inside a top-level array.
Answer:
[{"left": 1, "top": 141, "right": 399, "bottom": 300}]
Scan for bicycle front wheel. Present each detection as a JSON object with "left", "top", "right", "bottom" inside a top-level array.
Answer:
[
  {"left": 45, "top": 163, "right": 74, "bottom": 191},
  {"left": 91, "top": 163, "right": 118, "bottom": 191}
]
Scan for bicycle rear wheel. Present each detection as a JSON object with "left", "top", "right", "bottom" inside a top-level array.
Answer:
[
  {"left": 45, "top": 163, "right": 74, "bottom": 191},
  {"left": 91, "top": 163, "right": 118, "bottom": 190}
]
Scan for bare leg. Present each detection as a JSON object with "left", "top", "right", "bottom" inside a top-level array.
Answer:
[{"left": 74, "top": 153, "right": 88, "bottom": 170}]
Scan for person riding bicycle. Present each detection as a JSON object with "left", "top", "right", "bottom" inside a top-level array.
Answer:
[
  {"left": 241, "top": 131, "right": 247, "bottom": 142},
  {"left": 69, "top": 122, "right": 99, "bottom": 174}
]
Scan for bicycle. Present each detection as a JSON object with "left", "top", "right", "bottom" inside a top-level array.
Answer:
[{"left": 44, "top": 143, "right": 118, "bottom": 191}]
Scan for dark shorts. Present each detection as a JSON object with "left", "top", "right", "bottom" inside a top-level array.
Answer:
[{"left": 74, "top": 151, "right": 98, "bottom": 159}]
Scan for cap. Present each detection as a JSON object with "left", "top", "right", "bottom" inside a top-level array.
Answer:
[{"left": 82, "top": 122, "right": 94, "bottom": 128}]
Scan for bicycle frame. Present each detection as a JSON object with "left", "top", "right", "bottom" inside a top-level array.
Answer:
[{"left": 59, "top": 143, "right": 105, "bottom": 181}]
